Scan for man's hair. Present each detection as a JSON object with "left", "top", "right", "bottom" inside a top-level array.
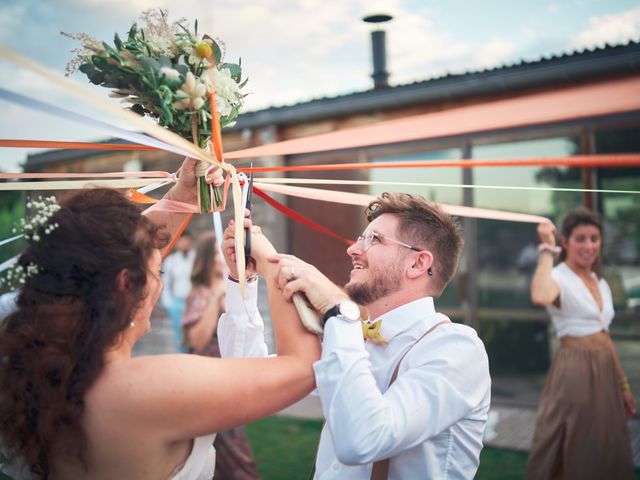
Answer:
[{"left": 365, "top": 192, "right": 464, "bottom": 296}]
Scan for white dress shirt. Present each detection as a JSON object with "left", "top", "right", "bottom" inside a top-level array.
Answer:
[
  {"left": 218, "top": 279, "right": 491, "bottom": 479},
  {"left": 546, "top": 262, "right": 614, "bottom": 338}
]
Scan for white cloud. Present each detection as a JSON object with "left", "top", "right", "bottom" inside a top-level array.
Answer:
[
  {"left": 569, "top": 6, "right": 640, "bottom": 49},
  {"left": 471, "top": 39, "right": 517, "bottom": 70},
  {"left": 58, "top": 0, "right": 158, "bottom": 18},
  {"left": 386, "top": 9, "right": 469, "bottom": 82},
  {"left": 194, "top": 0, "right": 374, "bottom": 108}
]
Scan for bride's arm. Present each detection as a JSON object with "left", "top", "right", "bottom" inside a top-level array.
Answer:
[
  {"left": 111, "top": 258, "right": 321, "bottom": 440},
  {"left": 143, "top": 157, "right": 222, "bottom": 254}
]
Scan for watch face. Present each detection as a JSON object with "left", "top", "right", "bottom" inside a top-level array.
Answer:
[{"left": 338, "top": 301, "right": 360, "bottom": 321}]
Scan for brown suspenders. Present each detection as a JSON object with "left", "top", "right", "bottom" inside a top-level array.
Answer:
[{"left": 309, "top": 319, "right": 451, "bottom": 480}]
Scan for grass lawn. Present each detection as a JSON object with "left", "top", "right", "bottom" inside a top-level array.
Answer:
[
  {"left": 246, "top": 416, "right": 640, "bottom": 479},
  {"left": 1, "top": 417, "right": 638, "bottom": 479}
]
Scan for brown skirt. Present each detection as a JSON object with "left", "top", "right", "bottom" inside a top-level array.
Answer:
[{"left": 526, "top": 344, "right": 634, "bottom": 480}]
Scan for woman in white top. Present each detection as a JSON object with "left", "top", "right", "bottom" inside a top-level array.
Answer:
[
  {"left": 0, "top": 159, "right": 320, "bottom": 479},
  {"left": 526, "top": 207, "right": 635, "bottom": 480}
]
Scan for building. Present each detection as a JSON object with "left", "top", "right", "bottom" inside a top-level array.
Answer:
[{"left": 25, "top": 40, "right": 640, "bottom": 373}]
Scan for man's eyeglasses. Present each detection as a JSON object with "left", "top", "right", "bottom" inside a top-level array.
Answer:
[
  {"left": 354, "top": 231, "right": 433, "bottom": 276},
  {"left": 355, "top": 231, "right": 421, "bottom": 252}
]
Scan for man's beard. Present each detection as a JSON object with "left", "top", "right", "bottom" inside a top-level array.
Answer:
[{"left": 345, "top": 259, "right": 403, "bottom": 306}]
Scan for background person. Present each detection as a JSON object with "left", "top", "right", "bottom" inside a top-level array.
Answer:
[
  {"left": 182, "top": 231, "right": 260, "bottom": 479},
  {"left": 162, "top": 229, "right": 195, "bottom": 350},
  {"left": 182, "top": 232, "right": 225, "bottom": 356},
  {"left": 526, "top": 207, "right": 635, "bottom": 480}
]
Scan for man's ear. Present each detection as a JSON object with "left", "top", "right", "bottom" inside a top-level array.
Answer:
[{"left": 407, "top": 251, "right": 433, "bottom": 279}]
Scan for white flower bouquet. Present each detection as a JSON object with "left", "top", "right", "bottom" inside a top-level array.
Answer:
[{"left": 64, "top": 9, "right": 246, "bottom": 212}]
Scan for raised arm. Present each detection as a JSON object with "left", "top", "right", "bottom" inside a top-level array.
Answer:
[
  {"left": 105, "top": 235, "right": 321, "bottom": 441},
  {"left": 531, "top": 221, "right": 561, "bottom": 306},
  {"left": 218, "top": 219, "right": 269, "bottom": 358},
  {"left": 143, "top": 157, "right": 223, "bottom": 254}
]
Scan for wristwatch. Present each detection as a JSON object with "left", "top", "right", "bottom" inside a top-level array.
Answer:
[{"left": 322, "top": 300, "right": 360, "bottom": 325}]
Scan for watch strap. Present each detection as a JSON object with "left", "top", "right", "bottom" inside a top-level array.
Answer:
[{"left": 322, "top": 305, "right": 340, "bottom": 326}]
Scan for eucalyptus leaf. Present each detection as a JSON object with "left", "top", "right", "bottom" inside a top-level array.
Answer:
[
  {"left": 79, "top": 63, "right": 95, "bottom": 75},
  {"left": 210, "top": 39, "right": 222, "bottom": 64},
  {"left": 88, "top": 72, "right": 106, "bottom": 85},
  {"left": 102, "top": 79, "right": 120, "bottom": 89},
  {"left": 127, "top": 25, "right": 137, "bottom": 41},
  {"left": 228, "top": 104, "right": 240, "bottom": 120},
  {"left": 141, "top": 74, "right": 158, "bottom": 90},
  {"left": 160, "top": 105, "right": 173, "bottom": 125},
  {"left": 91, "top": 55, "right": 109, "bottom": 69},
  {"left": 139, "top": 56, "right": 160, "bottom": 71},
  {"left": 174, "top": 64, "right": 188, "bottom": 76},
  {"left": 158, "top": 55, "right": 172, "bottom": 68}
]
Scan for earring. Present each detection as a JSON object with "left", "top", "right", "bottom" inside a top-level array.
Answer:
[
  {"left": 427, "top": 267, "right": 433, "bottom": 277},
  {"left": 129, "top": 321, "right": 136, "bottom": 328}
]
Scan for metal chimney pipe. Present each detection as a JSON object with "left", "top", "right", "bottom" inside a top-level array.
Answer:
[
  {"left": 363, "top": 14, "right": 393, "bottom": 89},
  {"left": 371, "top": 30, "right": 389, "bottom": 88}
]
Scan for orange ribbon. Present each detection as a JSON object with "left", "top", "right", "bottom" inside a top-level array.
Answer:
[
  {"left": 209, "top": 92, "right": 224, "bottom": 163},
  {"left": 1, "top": 140, "right": 638, "bottom": 171},
  {"left": 236, "top": 154, "right": 640, "bottom": 173}
]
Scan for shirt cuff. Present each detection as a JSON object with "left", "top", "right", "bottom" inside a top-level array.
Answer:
[
  {"left": 224, "top": 276, "right": 260, "bottom": 314},
  {"left": 320, "top": 316, "right": 364, "bottom": 356}
]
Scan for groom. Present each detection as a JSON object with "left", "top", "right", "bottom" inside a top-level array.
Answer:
[{"left": 220, "top": 192, "right": 491, "bottom": 479}]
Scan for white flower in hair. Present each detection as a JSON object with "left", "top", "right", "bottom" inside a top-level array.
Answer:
[{"left": 0, "top": 196, "right": 61, "bottom": 290}]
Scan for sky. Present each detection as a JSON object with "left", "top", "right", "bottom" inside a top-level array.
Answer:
[{"left": 0, "top": 0, "right": 639, "bottom": 172}]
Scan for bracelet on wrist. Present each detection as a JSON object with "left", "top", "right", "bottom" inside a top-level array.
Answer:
[
  {"left": 619, "top": 377, "right": 631, "bottom": 391},
  {"left": 228, "top": 273, "right": 258, "bottom": 284},
  {"left": 538, "top": 243, "right": 561, "bottom": 258}
]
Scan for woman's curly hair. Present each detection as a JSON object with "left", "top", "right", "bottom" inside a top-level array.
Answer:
[{"left": 0, "top": 188, "right": 169, "bottom": 478}]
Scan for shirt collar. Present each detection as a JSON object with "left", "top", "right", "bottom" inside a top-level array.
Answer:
[{"left": 374, "top": 296, "right": 437, "bottom": 342}]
